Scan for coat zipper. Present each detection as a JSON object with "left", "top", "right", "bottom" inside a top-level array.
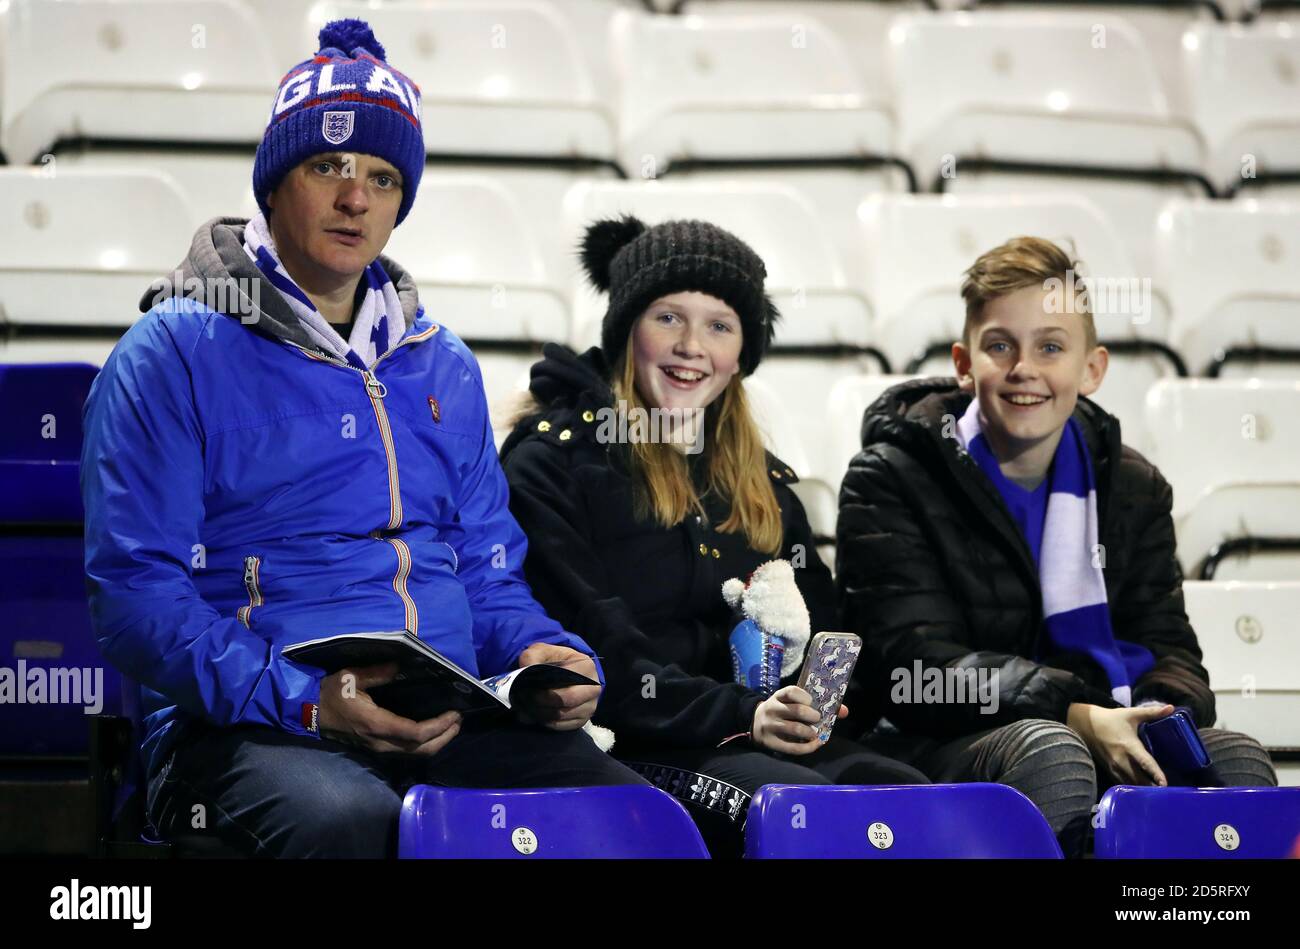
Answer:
[
  {"left": 238, "top": 555, "right": 263, "bottom": 628},
  {"left": 287, "top": 325, "right": 440, "bottom": 635}
]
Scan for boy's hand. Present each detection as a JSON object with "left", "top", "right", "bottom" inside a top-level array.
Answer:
[
  {"left": 1067, "top": 702, "right": 1172, "bottom": 787},
  {"left": 317, "top": 661, "right": 461, "bottom": 755},
  {"left": 752, "top": 686, "right": 849, "bottom": 756},
  {"left": 515, "top": 643, "right": 602, "bottom": 731}
]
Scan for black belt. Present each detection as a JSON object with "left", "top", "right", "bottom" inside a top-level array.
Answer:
[{"left": 621, "top": 761, "right": 751, "bottom": 824}]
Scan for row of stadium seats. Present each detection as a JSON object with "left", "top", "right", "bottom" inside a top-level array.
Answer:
[
  {"left": 3, "top": 1, "right": 1300, "bottom": 197},
  {"left": 8, "top": 167, "right": 1296, "bottom": 369},
  {"left": 5, "top": 166, "right": 1300, "bottom": 453},
  {"left": 247, "top": 780, "right": 1300, "bottom": 857},
  {"left": 660, "top": 0, "right": 1300, "bottom": 26}
]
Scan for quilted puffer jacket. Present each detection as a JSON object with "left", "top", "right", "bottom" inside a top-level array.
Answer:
[{"left": 836, "top": 377, "right": 1214, "bottom": 739}]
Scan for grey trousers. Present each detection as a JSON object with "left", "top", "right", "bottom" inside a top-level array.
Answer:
[{"left": 863, "top": 719, "right": 1278, "bottom": 858}]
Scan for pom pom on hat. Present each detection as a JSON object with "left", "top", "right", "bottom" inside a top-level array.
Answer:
[
  {"left": 580, "top": 215, "right": 647, "bottom": 292},
  {"left": 317, "top": 18, "right": 387, "bottom": 60},
  {"left": 722, "top": 577, "right": 746, "bottom": 610}
]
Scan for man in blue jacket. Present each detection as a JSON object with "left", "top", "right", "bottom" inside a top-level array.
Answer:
[{"left": 80, "top": 18, "right": 645, "bottom": 858}]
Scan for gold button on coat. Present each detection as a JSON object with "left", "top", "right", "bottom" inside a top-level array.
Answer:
[
  {"left": 582, "top": 410, "right": 595, "bottom": 423},
  {"left": 538, "top": 420, "right": 551, "bottom": 432},
  {"left": 559, "top": 429, "right": 572, "bottom": 441}
]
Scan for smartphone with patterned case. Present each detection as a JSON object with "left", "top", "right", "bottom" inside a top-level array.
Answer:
[{"left": 796, "top": 631, "right": 863, "bottom": 743}]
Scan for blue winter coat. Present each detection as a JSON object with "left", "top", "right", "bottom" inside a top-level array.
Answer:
[{"left": 80, "top": 219, "right": 600, "bottom": 777}]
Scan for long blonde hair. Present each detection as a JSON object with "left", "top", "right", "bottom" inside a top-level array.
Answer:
[{"left": 612, "top": 352, "right": 783, "bottom": 555}]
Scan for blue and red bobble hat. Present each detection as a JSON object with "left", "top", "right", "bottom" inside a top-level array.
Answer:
[{"left": 252, "top": 18, "right": 425, "bottom": 226}]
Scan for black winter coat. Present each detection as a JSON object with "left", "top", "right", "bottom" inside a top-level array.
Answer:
[
  {"left": 836, "top": 377, "right": 1215, "bottom": 739},
  {"left": 499, "top": 344, "right": 837, "bottom": 749}
]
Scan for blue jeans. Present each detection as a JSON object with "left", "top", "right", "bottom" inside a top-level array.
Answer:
[{"left": 147, "top": 720, "right": 649, "bottom": 858}]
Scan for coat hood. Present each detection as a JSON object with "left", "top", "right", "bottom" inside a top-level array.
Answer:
[
  {"left": 499, "top": 343, "right": 614, "bottom": 461},
  {"left": 860, "top": 375, "right": 1122, "bottom": 471},
  {"left": 137, "top": 216, "right": 423, "bottom": 352}
]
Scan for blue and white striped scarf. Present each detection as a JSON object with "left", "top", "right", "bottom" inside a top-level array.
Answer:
[
  {"left": 955, "top": 399, "right": 1154, "bottom": 705},
  {"left": 242, "top": 212, "right": 406, "bottom": 371}
]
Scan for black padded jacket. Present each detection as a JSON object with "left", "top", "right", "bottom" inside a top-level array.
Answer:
[
  {"left": 499, "top": 344, "right": 837, "bottom": 749},
  {"left": 836, "top": 377, "right": 1215, "bottom": 739}
]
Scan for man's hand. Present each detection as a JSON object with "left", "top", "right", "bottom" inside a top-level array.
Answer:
[
  {"left": 515, "top": 643, "right": 602, "bottom": 731},
  {"left": 317, "top": 661, "right": 461, "bottom": 755},
  {"left": 752, "top": 686, "right": 849, "bottom": 756},
  {"left": 1067, "top": 702, "right": 1172, "bottom": 787}
]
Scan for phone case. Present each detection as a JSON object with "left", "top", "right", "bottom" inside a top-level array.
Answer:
[
  {"left": 796, "top": 631, "right": 863, "bottom": 743},
  {"left": 1138, "top": 706, "right": 1211, "bottom": 775}
]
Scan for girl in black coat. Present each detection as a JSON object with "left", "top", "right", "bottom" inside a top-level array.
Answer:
[{"left": 499, "top": 216, "right": 925, "bottom": 855}]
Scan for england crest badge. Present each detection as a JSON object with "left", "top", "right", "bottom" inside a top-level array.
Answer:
[{"left": 322, "top": 110, "right": 355, "bottom": 145}]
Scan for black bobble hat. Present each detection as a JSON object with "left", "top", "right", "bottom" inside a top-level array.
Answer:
[{"left": 579, "top": 215, "right": 780, "bottom": 376}]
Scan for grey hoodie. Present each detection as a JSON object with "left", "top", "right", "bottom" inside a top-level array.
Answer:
[{"left": 138, "top": 217, "right": 422, "bottom": 356}]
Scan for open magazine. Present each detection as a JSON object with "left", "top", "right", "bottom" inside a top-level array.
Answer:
[{"left": 282, "top": 630, "right": 598, "bottom": 723}]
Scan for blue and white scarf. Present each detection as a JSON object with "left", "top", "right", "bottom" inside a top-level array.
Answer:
[
  {"left": 242, "top": 212, "right": 406, "bottom": 370},
  {"left": 955, "top": 400, "right": 1154, "bottom": 705}
]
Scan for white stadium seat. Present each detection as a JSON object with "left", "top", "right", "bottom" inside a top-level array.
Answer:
[
  {"left": 54, "top": 147, "right": 258, "bottom": 228},
  {"left": 384, "top": 175, "right": 569, "bottom": 343},
  {"left": 751, "top": 354, "right": 892, "bottom": 497},
  {"left": 1145, "top": 379, "right": 1300, "bottom": 519},
  {"left": 890, "top": 11, "right": 1205, "bottom": 191},
  {"left": 477, "top": 348, "right": 542, "bottom": 446},
  {"left": 826, "top": 373, "right": 922, "bottom": 500},
  {"left": 610, "top": 8, "right": 892, "bottom": 176},
  {"left": 744, "top": 375, "right": 837, "bottom": 555},
  {"left": 561, "top": 179, "right": 876, "bottom": 351},
  {"left": 944, "top": 171, "right": 1199, "bottom": 301},
  {"left": 307, "top": 1, "right": 617, "bottom": 163},
  {"left": 1184, "top": 21, "right": 1300, "bottom": 194},
  {"left": 1155, "top": 198, "right": 1300, "bottom": 377},
  {"left": 0, "top": 168, "right": 193, "bottom": 328},
  {"left": 667, "top": 167, "right": 910, "bottom": 293},
  {"left": 0, "top": 0, "right": 280, "bottom": 163},
  {"left": 1184, "top": 580, "right": 1300, "bottom": 751},
  {"left": 1177, "top": 484, "right": 1300, "bottom": 580},
  {"left": 857, "top": 193, "right": 1168, "bottom": 454},
  {"left": 680, "top": 0, "right": 914, "bottom": 110},
  {"left": 972, "top": 3, "right": 1216, "bottom": 122}
]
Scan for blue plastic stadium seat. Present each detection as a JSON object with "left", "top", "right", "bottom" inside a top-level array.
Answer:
[
  {"left": 1095, "top": 786, "right": 1300, "bottom": 859},
  {"left": 0, "top": 362, "right": 120, "bottom": 756},
  {"left": 0, "top": 362, "right": 98, "bottom": 521},
  {"left": 398, "top": 785, "right": 712, "bottom": 859},
  {"left": 745, "top": 784, "right": 1064, "bottom": 859}
]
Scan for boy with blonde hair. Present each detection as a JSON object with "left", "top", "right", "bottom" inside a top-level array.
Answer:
[{"left": 836, "top": 236, "right": 1275, "bottom": 857}]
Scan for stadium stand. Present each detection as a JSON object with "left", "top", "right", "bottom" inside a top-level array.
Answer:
[
  {"left": 1185, "top": 580, "right": 1300, "bottom": 753},
  {"left": 4, "top": 0, "right": 1300, "bottom": 862}
]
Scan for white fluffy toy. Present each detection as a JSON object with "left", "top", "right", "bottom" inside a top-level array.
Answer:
[{"left": 721, "top": 559, "right": 812, "bottom": 677}]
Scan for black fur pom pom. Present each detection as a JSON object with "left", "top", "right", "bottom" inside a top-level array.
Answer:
[{"left": 579, "top": 215, "right": 647, "bottom": 292}]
